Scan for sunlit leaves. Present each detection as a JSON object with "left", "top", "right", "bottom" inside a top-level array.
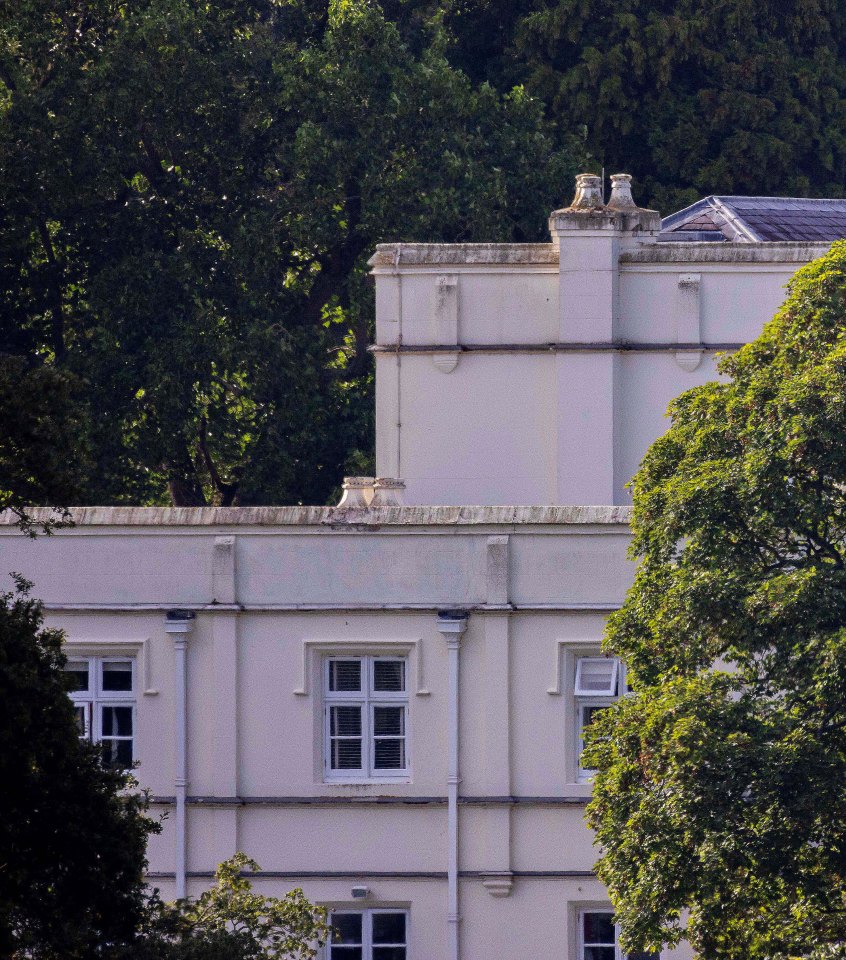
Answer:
[
  {"left": 0, "top": 0, "right": 579, "bottom": 508},
  {"left": 588, "top": 243, "right": 846, "bottom": 960}
]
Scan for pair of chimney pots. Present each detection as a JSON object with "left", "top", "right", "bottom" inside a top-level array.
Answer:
[
  {"left": 570, "top": 172, "right": 640, "bottom": 212},
  {"left": 551, "top": 172, "right": 661, "bottom": 238},
  {"left": 337, "top": 476, "right": 405, "bottom": 509}
]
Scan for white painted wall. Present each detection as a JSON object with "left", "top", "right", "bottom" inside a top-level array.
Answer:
[
  {"left": 371, "top": 238, "right": 829, "bottom": 506},
  {"left": 0, "top": 507, "right": 694, "bottom": 959},
  {"left": 7, "top": 191, "right": 825, "bottom": 959}
]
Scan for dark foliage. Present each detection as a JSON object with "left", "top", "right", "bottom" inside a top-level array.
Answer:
[
  {"left": 0, "top": 577, "right": 156, "bottom": 958},
  {"left": 587, "top": 242, "right": 846, "bottom": 958},
  {"left": 0, "top": 0, "right": 580, "bottom": 507}
]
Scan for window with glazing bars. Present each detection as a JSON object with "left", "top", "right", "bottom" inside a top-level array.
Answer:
[
  {"left": 64, "top": 657, "right": 135, "bottom": 769},
  {"left": 323, "top": 657, "right": 408, "bottom": 780},
  {"left": 575, "top": 656, "right": 622, "bottom": 781},
  {"left": 327, "top": 909, "right": 407, "bottom": 960},
  {"left": 579, "top": 910, "right": 659, "bottom": 960}
]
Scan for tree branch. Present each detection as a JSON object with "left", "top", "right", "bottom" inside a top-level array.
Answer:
[
  {"left": 36, "top": 219, "right": 67, "bottom": 364},
  {"left": 197, "top": 417, "right": 240, "bottom": 507}
]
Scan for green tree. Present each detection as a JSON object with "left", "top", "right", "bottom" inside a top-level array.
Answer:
[
  {"left": 115, "top": 854, "right": 329, "bottom": 960},
  {"left": 0, "top": 0, "right": 580, "bottom": 508},
  {"left": 586, "top": 241, "right": 846, "bottom": 959},
  {"left": 0, "top": 576, "right": 157, "bottom": 958},
  {"left": 0, "top": 358, "right": 88, "bottom": 534},
  {"left": 442, "top": 0, "right": 846, "bottom": 212}
]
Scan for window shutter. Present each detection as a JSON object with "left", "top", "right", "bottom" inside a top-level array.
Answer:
[
  {"left": 329, "top": 659, "right": 362, "bottom": 692},
  {"left": 574, "top": 657, "right": 618, "bottom": 696}
]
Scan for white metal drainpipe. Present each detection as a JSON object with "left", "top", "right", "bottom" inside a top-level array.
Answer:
[
  {"left": 437, "top": 611, "right": 468, "bottom": 960},
  {"left": 165, "top": 611, "right": 195, "bottom": 900},
  {"left": 392, "top": 242, "right": 403, "bottom": 478}
]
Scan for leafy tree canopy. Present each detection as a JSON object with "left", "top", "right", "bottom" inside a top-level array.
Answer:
[
  {"left": 444, "top": 0, "right": 846, "bottom": 211},
  {"left": 0, "top": 358, "right": 87, "bottom": 533},
  {"left": 586, "top": 241, "right": 846, "bottom": 959},
  {"left": 113, "top": 854, "right": 329, "bottom": 960},
  {"left": 0, "top": 0, "right": 579, "bottom": 507},
  {"left": 0, "top": 576, "right": 157, "bottom": 958}
]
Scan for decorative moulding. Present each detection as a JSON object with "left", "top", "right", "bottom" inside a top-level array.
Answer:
[
  {"left": 432, "top": 353, "right": 460, "bottom": 374},
  {"left": 432, "top": 274, "right": 460, "bottom": 372},
  {"left": 675, "top": 272, "right": 703, "bottom": 371},
  {"left": 482, "top": 873, "right": 514, "bottom": 897},
  {"left": 293, "top": 638, "right": 430, "bottom": 696},
  {"left": 212, "top": 535, "right": 236, "bottom": 605},
  {"left": 63, "top": 637, "right": 158, "bottom": 696},
  {"left": 485, "top": 535, "right": 510, "bottom": 607},
  {"left": 675, "top": 350, "right": 703, "bottom": 372},
  {"left": 547, "top": 638, "right": 602, "bottom": 696}
]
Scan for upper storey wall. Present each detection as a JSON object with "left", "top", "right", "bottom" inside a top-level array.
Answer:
[
  {"left": 370, "top": 227, "right": 828, "bottom": 506},
  {"left": 617, "top": 244, "right": 820, "bottom": 344},
  {"left": 372, "top": 243, "right": 816, "bottom": 346},
  {"left": 374, "top": 245, "right": 559, "bottom": 346},
  {"left": 0, "top": 506, "right": 633, "bottom": 610}
]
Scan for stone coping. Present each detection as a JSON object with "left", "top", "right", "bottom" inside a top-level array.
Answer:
[
  {"left": 368, "top": 240, "right": 830, "bottom": 267},
  {"left": 621, "top": 241, "right": 831, "bottom": 263},
  {"left": 1, "top": 505, "right": 633, "bottom": 527},
  {"left": 368, "top": 243, "right": 558, "bottom": 267}
]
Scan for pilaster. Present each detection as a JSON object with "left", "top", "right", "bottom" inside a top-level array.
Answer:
[
  {"left": 481, "top": 535, "right": 513, "bottom": 896},
  {"left": 549, "top": 173, "right": 659, "bottom": 505},
  {"left": 211, "top": 536, "right": 239, "bottom": 859}
]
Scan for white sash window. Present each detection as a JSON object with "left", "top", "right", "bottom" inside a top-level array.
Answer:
[
  {"left": 327, "top": 909, "right": 408, "bottom": 960},
  {"left": 579, "top": 910, "right": 659, "bottom": 960},
  {"left": 574, "top": 656, "right": 622, "bottom": 781},
  {"left": 64, "top": 657, "right": 135, "bottom": 769},
  {"left": 324, "top": 656, "right": 409, "bottom": 781}
]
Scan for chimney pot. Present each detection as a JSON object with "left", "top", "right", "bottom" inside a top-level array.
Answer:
[
  {"left": 567, "top": 173, "right": 605, "bottom": 211},
  {"left": 336, "top": 476, "right": 374, "bottom": 508},
  {"left": 370, "top": 477, "right": 406, "bottom": 507},
  {"left": 606, "top": 173, "right": 638, "bottom": 211}
]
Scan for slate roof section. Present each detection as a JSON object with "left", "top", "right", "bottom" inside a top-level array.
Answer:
[{"left": 660, "top": 196, "right": 846, "bottom": 243}]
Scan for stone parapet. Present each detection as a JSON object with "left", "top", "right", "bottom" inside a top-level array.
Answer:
[
  {"left": 368, "top": 243, "right": 558, "bottom": 268},
  {"left": 369, "top": 240, "right": 830, "bottom": 269},
  {"left": 0, "top": 505, "right": 633, "bottom": 528},
  {"left": 622, "top": 241, "right": 832, "bottom": 263}
]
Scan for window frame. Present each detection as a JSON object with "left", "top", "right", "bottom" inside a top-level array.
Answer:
[
  {"left": 323, "top": 655, "right": 410, "bottom": 783},
  {"left": 579, "top": 909, "right": 617, "bottom": 960},
  {"left": 326, "top": 907, "right": 409, "bottom": 960},
  {"left": 574, "top": 657, "right": 619, "bottom": 697},
  {"left": 574, "top": 656, "right": 624, "bottom": 783},
  {"left": 65, "top": 656, "right": 136, "bottom": 769},
  {"left": 578, "top": 908, "right": 659, "bottom": 960}
]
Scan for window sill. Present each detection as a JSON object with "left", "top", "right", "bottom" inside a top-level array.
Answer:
[
  {"left": 563, "top": 782, "right": 594, "bottom": 797},
  {"left": 324, "top": 778, "right": 412, "bottom": 787}
]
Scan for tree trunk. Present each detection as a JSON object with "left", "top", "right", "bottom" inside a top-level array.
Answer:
[{"left": 164, "top": 445, "right": 207, "bottom": 506}]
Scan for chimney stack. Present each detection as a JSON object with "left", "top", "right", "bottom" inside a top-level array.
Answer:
[
  {"left": 549, "top": 171, "right": 660, "bottom": 243},
  {"left": 546, "top": 173, "right": 661, "bottom": 504}
]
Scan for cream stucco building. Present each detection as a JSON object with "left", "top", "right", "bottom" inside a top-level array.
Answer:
[{"left": 1, "top": 174, "right": 838, "bottom": 960}]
